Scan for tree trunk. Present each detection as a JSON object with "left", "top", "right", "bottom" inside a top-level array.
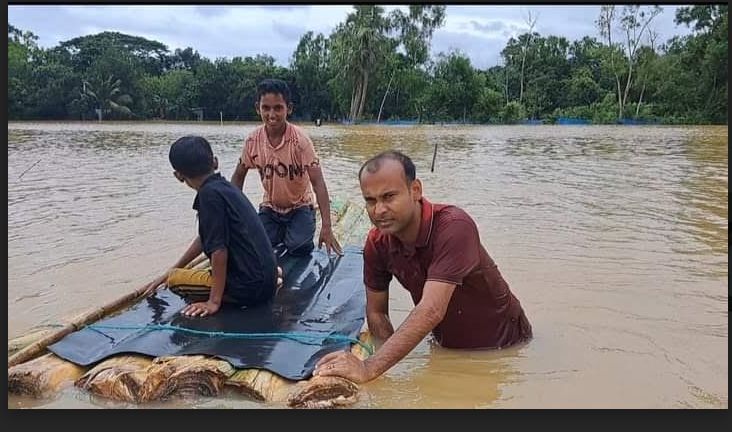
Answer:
[
  {"left": 519, "top": 52, "right": 526, "bottom": 104},
  {"left": 349, "top": 79, "right": 362, "bottom": 122},
  {"left": 377, "top": 71, "right": 395, "bottom": 123},
  {"left": 703, "top": 72, "right": 718, "bottom": 113},
  {"left": 619, "top": 6, "right": 660, "bottom": 120},
  {"left": 635, "top": 80, "right": 646, "bottom": 117},
  {"left": 519, "top": 12, "right": 537, "bottom": 105},
  {"left": 609, "top": 46, "right": 623, "bottom": 119},
  {"left": 356, "top": 70, "right": 369, "bottom": 121},
  {"left": 395, "top": 87, "right": 400, "bottom": 118},
  {"left": 616, "top": 77, "right": 623, "bottom": 119},
  {"left": 601, "top": 7, "right": 623, "bottom": 120},
  {"left": 622, "top": 62, "right": 634, "bottom": 109},
  {"left": 519, "top": 54, "right": 526, "bottom": 103}
]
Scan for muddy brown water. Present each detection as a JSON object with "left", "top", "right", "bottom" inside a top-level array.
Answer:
[{"left": 8, "top": 122, "right": 727, "bottom": 408}]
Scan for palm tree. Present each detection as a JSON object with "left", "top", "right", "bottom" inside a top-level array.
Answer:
[
  {"left": 330, "top": 5, "right": 445, "bottom": 123},
  {"left": 81, "top": 75, "right": 134, "bottom": 120},
  {"left": 330, "top": 6, "right": 392, "bottom": 122}
]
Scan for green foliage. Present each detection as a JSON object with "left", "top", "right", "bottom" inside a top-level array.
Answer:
[
  {"left": 500, "top": 101, "right": 526, "bottom": 124},
  {"left": 5, "top": 5, "right": 727, "bottom": 124},
  {"left": 423, "top": 51, "right": 481, "bottom": 122},
  {"left": 291, "top": 32, "right": 333, "bottom": 120}
]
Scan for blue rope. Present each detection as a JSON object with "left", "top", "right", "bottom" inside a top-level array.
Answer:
[{"left": 87, "top": 323, "right": 374, "bottom": 355}]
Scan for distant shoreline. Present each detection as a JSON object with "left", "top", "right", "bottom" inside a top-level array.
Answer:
[{"left": 7, "top": 120, "right": 728, "bottom": 127}]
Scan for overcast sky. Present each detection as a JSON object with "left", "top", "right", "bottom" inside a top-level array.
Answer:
[{"left": 8, "top": 5, "right": 694, "bottom": 70}]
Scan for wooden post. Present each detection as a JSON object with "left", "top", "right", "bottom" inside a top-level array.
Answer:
[{"left": 431, "top": 143, "right": 438, "bottom": 172}]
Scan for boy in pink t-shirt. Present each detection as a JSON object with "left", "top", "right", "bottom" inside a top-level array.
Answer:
[{"left": 231, "top": 79, "right": 342, "bottom": 257}]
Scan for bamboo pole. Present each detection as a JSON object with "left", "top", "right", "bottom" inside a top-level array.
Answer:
[
  {"left": 8, "top": 285, "right": 151, "bottom": 368},
  {"left": 8, "top": 328, "right": 56, "bottom": 355},
  {"left": 8, "top": 252, "right": 207, "bottom": 368}
]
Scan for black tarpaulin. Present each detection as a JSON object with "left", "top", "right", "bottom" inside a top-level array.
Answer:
[{"left": 47, "top": 246, "right": 366, "bottom": 380}]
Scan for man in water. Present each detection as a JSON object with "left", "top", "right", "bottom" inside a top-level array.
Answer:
[{"left": 314, "top": 150, "right": 532, "bottom": 383}]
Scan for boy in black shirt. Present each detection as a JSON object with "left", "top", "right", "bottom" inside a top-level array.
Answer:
[{"left": 143, "top": 136, "right": 281, "bottom": 317}]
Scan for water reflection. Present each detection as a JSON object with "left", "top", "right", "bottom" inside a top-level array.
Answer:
[{"left": 673, "top": 128, "right": 728, "bottom": 259}]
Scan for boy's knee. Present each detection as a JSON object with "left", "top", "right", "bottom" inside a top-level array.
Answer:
[
  {"left": 286, "top": 240, "right": 315, "bottom": 256},
  {"left": 266, "top": 206, "right": 315, "bottom": 256},
  {"left": 167, "top": 268, "right": 212, "bottom": 288},
  {"left": 284, "top": 221, "right": 315, "bottom": 256},
  {"left": 259, "top": 210, "right": 284, "bottom": 247}
]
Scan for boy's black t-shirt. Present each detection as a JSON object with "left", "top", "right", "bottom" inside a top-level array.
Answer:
[{"left": 192, "top": 173, "right": 277, "bottom": 304}]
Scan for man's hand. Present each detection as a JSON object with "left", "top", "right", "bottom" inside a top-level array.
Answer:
[
  {"left": 318, "top": 225, "right": 343, "bottom": 256},
  {"left": 181, "top": 300, "right": 220, "bottom": 317},
  {"left": 313, "top": 351, "right": 376, "bottom": 383}
]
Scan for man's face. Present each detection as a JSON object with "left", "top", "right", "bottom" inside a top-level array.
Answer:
[
  {"left": 360, "top": 159, "right": 422, "bottom": 236},
  {"left": 256, "top": 93, "right": 291, "bottom": 130}
]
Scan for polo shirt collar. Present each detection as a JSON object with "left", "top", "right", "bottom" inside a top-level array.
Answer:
[{"left": 389, "top": 197, "right": 436, "bottom": 255}]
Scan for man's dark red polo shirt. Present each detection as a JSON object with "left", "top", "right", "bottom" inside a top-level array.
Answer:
[{"left": 363, "top": 198, "right": 532, "bottom": 349}]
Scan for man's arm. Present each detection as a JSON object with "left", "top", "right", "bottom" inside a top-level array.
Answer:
[
  {"left": 366, "top": 287, "right": 394, "bottom": 342},
  {"left": 362, "top": 281, "right": 455, "bottom": 378},
  {"left": 315, "top": 280, "right": 455, "bottom": 382},
  {"left": 363, "top": 217, "right": 480, "bottom": 378},
  {"left": 307, "top": 165, "right": 342, "bottom": 255},
  {"left": 230, "top": 159, "right": 249, "bottom": 191}
]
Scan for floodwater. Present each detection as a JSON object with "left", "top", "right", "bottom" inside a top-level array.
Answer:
[{"left": 7, "top": 121, "right": 728, "bottom": 408}]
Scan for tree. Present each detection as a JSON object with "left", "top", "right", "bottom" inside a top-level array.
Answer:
[
  {"left": 618, "top": 6, "right": 662, "bottom": 115},
  {"left": 330, "top": 6, "right": 393, "bottom": 122},
  {"left": 80, "top": 75, "right": 134, "bottom": 120},
  {"left": 566, "top": 67, "right": 601, "bottom": 107},
  {"left": 381, "top": 6, "right": 446, "bottom": 121},
  {"left": 291, "top": 32, "right": 333, "bottom": 120},
  {"left": 424, "top": 51, "right": 481, "bottom": 122},
  {"left": 169, "top": 47, "right": 203, "bottom": 71},
  {"left": 8, "top": 25, "right": 42, "bottom": 118},
  {"left": 141, "top": 70, "right": 200, "bottom": 120},
  {"left": 500, "top": 101, "right": 526, "bottom": 124},
  {"left": 674, "top": 5, "right": 727, "bottom": 122},
  {"left": 519, "top": 10, "right": 538, "bottom": 104},
  {"left": 597, "top": 5, "right": 662, "bottom": 119},
  {"left": 54, "top": 32, "right": 169, "bottom": 75},
  {"left": 328, "top": 5, "right": 445, "bottom": 122},
  {"left": 633, "top": 30, "right": 659, "bottom": 117},
  {"left": 6, "top": 8, "right": 727, "bottom": 125}
]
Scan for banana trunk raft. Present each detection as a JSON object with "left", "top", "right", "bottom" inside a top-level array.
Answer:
[{"left": 9, "top": 199, "right": 373, "bottom": 408}]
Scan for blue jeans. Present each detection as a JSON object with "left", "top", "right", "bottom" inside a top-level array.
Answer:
[{"left": 259, "top": 206, "right": 316, "bottom": 257}]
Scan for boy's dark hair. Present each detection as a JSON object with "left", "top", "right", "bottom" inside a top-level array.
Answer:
[
  {"left": 169, "top": 136, "right": 215, "bottom": 178},
  {"left": 256, "top": 78, "right": 292, "bottom": 105},
  {"left": 358, "top": 150, "right": 416, "bottom": 185}
]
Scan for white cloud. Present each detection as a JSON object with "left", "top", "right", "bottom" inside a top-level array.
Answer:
[{"left": 9, "top": 5, "right": 694, "bottom": 70}]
